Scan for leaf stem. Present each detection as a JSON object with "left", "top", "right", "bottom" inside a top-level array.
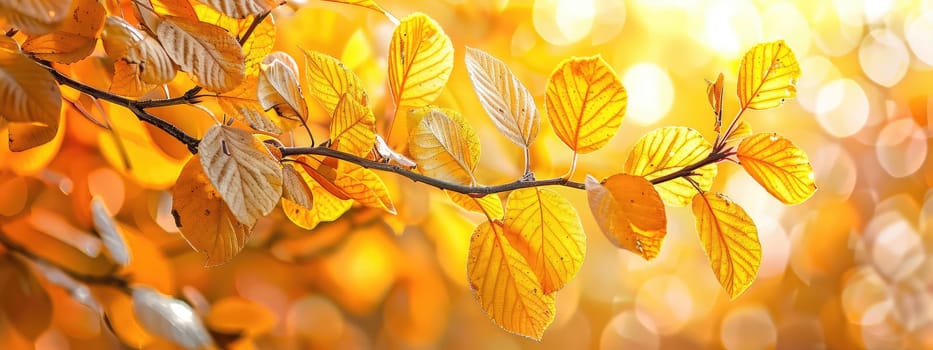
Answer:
[{"left": 522, "top": 146, "right": 532, "bottom": 179}]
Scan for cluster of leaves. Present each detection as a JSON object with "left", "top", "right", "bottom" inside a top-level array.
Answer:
[{"left": 0, "top": 0, "right": 817, "bottom": 344}]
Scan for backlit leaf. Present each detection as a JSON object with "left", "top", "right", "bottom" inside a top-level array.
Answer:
[
  {"left": 545, "top": 55, "right": 627, "bottom": 153},
  {"left": 503, "top": 188, "right": 585, "bottom": 293},
  {"left": 330, "top": 94, "right": 375, "bottom": 157},
  {"left": 724, "top": 120, "right": 752, "bottom": 144},
  {"left": 197, "top": 0, "right": 285, "bottom": 19},
  {"left": 91, "top": 196, "right": 131, "bottom": 266},
  {"left": 623, "top": 126, "right": 717, "bottom": 206},
  {"left": 409, "top": 108, "right": 480, "bottom": 185},
  {"left": 101, "top": 16, "right": 176, "bottom": 90},
  {"left": 303, "top": 48, "right": 368, "bottom": 115},
  {"left": 281, "top": 163, "right": 313, "bottom": 211},
  {"left": 259, "top": 51, "right": 308, "bottom": 121},
  {"left": 707, "top": 72, "right": 724, "bottom": 133},
  {"left": 691, "top": 192, "right": 761, "bottom": 299},
  {"left": 388, "top": 13, "right": 454, "bottom": 109},
  {"left": 737, "top": 40, "right": 800, "bottom": 110},
  {"left": 737, "top": 133, "right": 816, "bottom": 205},
  {"left": 282, "top": 159, "right": 353, "bottom": 230},
  {"left": 199, "top": 124, "right": 283, "bottom": 226},
  {"left": 21, "top": 0, "right": 105, "bottom": 64},
  {"left": 0, "top": 255, "right": 52, "bottom": 340},
  {"left": 0, "top": 0, "right": 68, "bottom": 34},
  {"left": 321, "top": 0, "right": 391, "bottom": 17},
  {"left": 464, "top": 47, "right": 539, "bottom": 147},
  {"left": 132, "top": 286, "right": 214, "bottom": 349},
  {"left": 216, "top": 76, "right": 282, "bottom": 134},
  {"left": 468, "top": 221, "right": 555, "bottom": 340},
  {"left": 206, "top": 297, "right": 277, "bottom": 336},
  {"left": 294, "top": 155, "right": 350, "bottom": 200},
  {"left": 172, "top": 155, "right": 253, "bottom": 266},
  {"left": 7, "top": 113, "right": 61, "bottom": 152},
  {"left": 0, "top": 48, "right": 61, "bottom": 127},
  {"left": 333, "top": 162, "right": 396, "bottom": 214},
  {"left": 157, "top": 15, "right": 246, "bottom": 93},
  {"left": 446, "top": 191, "right": 504, "bottom": 220},
  {"left": 585, "top": 174, "right": 666, "bottom": 260},
  {"left": 242, "top": 14, "right": 275, "bottom": 76}
]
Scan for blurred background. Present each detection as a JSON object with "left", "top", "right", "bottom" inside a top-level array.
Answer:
[{"left": 2, "top": 0, "right": 932, "bottom": 349}]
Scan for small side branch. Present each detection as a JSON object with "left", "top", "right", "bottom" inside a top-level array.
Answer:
[{"left": 0, "top": 233, "right": 131, "bottom": 293}]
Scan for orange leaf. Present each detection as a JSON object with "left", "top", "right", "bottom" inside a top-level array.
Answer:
[
  {"left": 585, "top": 174, "right": 666, "bottom": 260},
  {"left": 503, "top": 188, "right": 585, "bottom": 293},
  {"left": 21, "top": 0, "right": 104, "bottom": 64},
  {"left": 0, "top": 255, "right": 52, "bottom": 340},
  {"left": 330, "top": 94, "right": 375, "bottom": 157},
  {"left": 171, "top": 155, "right": 253, "bottom": 266},
  {"left": 737, "top": 40, "right": 800, "bottom": 110},
  {"left": 691, "top": 192, "right": 761, "bottom": 299},
  {"left": 282, "top": 160, "right": 353, "bottom": 230},
  {"left": 0, "top": 0, "right": 69, "bottom": 35},
  {"left": 0, "top": 48, "right": 61, "bottom": 127},
  {"left": 206, "top": 297, "right": 277, "bottom": 336},
  {"left": 545, "top": 55, "right": 627, "bottom": 153},
  {"left": 468, "top": 221, "right": 555, "bottom": 340},
  {"left": 707, "top": 72, "right": 724, "bottom": 133},
  {"left": 388, "top": 13, "right": 453, "bottom": 109},
  {"left": 623, "top": 126, "right": 717, "bottom": 206},
  {"left": 737, "top": 133, "right": 816, "bottom": 204}
]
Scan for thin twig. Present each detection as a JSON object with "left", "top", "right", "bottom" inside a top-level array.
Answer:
[{"left": 0, "top": 233, "right": 131, "bottom": 293}]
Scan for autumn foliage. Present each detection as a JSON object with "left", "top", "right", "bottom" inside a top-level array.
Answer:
[{"left": 0, "top": 0, "right": 818, "bottom": 347}]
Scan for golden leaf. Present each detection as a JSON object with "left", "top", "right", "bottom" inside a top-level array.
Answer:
[
  {"left": 737, "top": 133, "right": 816, "bottom": 205},
  {"left": 281, "top": 163, "right": 313, "bottom": 211},
  {"left": 330, "top": 94, "right": 375, "bottom": 157},
  {"left": 468, "top": 221, "right": 555, "bottom": 340},
  {"left": 333, "top": 162, "right": 396, "bottom": 214},
  {"left": 7, "top": 112, "right": 61, "bottom": 152},
  {"left": 737, "top": 40, "right": 801, "bottom": 110},
  {"left": 192, "top": 2, "right": 276, "bottom": 77},
  {"left": 196, "top": 0, "right": 285, "bottom": 19},
  {"left": 321, "top": 0, "right": 390, "bottom": 16},
  {"left": 623, "top": 126, "right": 717, "bottom": 206},
  {"left": 0, "top": 0, "right": 68, "bottom": 34},
  {"left": 198, "top": 124, "right": 283, "bottom": 226},
  {"left": 503, "top": 188, "right": 585, "bottom": 293},
  {"left": 584, "top": 174, "right": 666, "bottom": 260},
  {"left": 409, "top": 108, "right": 481, "bottom": 185},
  {"left": 258, "top": 51, "right": 308, "bottom": 121},
  {"left": 215, "top": 76, "right": 282, "bottom": 134},
  {"left": 21, "top": 0, "right": 105, "bottom": 64},
  {"left": 0, "top": 48, "right": 61, "bottom": 127},
  {"left": 464, "top": 47, "right": 539, "bottom": 147},
  {"left": 707, "top": 72, "right": 724, "bottom": 133},
  {"left": 545, "top": 55, "right": 627, "bottom": 153},
  {"left": 282, "top": 159, "right": 353, "bottom": 230},
  {"left": 0, "top": 255, "right": 52, "bottom": 340},
  {"left": 388, "top": 13, "right": 454, "bottom": 109},
  {"left": 724, "top": 120, "right": 752, "bottom": 144},
  {"left": 171, "top": 155, "right": 253, "bottom": 266},
  {"left": 294, "top": 155, "right": 350, "bottom": 200},
  {"left": 691, "top": 192, "right": 761, "bottom": 299},
  {"left": 446, "top": 191, "right": 504, "bottom": 220},
  {"left": 156, "top": 15, "right": 245, "bottom": 93},
  {"left": 303, "top": 48, "right": 368, "bottom": 116},
  {"left": 101, "top": 16, "right": 176, "bottom": 89}
]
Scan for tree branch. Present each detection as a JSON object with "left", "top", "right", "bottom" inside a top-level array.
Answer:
[{"left": 0, "top": 233, "right": 131, "bottom": 293}]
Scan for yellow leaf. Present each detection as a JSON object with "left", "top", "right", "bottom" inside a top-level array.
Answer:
[
  {"left": 0, "top": 48, "right": 61, "bottom": 127},
  {"left": 545, "top": 55, "right": 627, "bottom": 154},
  {"left": 216, "top": 76, "right": 282, "bottom": 134},
  {"left": 259, "top": 51, "right": 308, "bottom": 121},
  {"left": 293, "top": 155, "right": 350, "bottom": 200},
  {"left": 691, "top": 192, "right": 761, "bottom": 299},
  {"left": 333, "top": 162, "right": 396, "bottom": 214},
  {"left": 724, "top": 120, "right": 752, "bottom": 144},
  {"left": 303, "top": 48, "right": 368, "bottom": 116},
  {"left": 206, "top": 297, "right": 277, "bottom": 336},
  {"left": 281, "top": 163, "right": 313, "bottom": 211},
  {"left": 445, "top": 191, "right": 504, "bottom": 220},
  {"left": 584, "top": 174, "right": 666, "bottom": 260},
  {"left": 409, "top": 108, "right": 481, "bottom": 185},
  {"left": 101, "top": 16, "right": 177, "bottom": 88},
  {"left": 330, "top": 94, "right": 375, "bottom": 157},
  {"left": 321, "top": 0, "right": 390, "bottom": 16},
  {"left": 156, "top": 16, "right": 245, "bottom": 93},
  {"left": 623, "top": 126, "right": 717, "bottom": 206},
  {"left": 197, "top": 0, "right": 285, "bottom": 19},
  {"left": 198, "top": 124, "right": 283, "bottom": 226},
  {"left": 737, "top": 40, "right": 800, "bottom": 110},
  {"left": 468, "top": 221, "right": 555, "bottom": 340},
  {"left": 97, "top": 104, "right": 187, "bottom": 189},
  {"left": 503, "top": 188, "right": 585, "bottom": 293},
  {"left": 0, "top": 255, "right": 52, "bottom": 340},
  {"left": 282, "top": 160, "right": 352, "bottom": 230},
  {"left": 192, "top": 2, "right": 276, "bottom": 77},
  {"left": 388, "top": 13, "right": 454, "bottom": 109},
  {"left": 0, "top": 0, "right": 68, "bottom": 34},
  {"left": 464, "top": 47, "right": 539, "bottom": 148},
  {"left": 21, "top": 0, "right": 105, "bottom": 64},
  {"left": 707, "top": 72, "right": 724, "bottom": 132},
  {"left": 172, "top": 155, "right": 253, "bottom": 266},
  {"left": 737, "top": 133, "right": 816, "bottom": 205}
]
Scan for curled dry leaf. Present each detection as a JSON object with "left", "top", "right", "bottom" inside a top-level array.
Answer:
[
  {"left": 585, "top": 174, "right": 666, "bottom": 260},
  {"left": 503, "top": 188, "right": 585, "bottom": 293},
  {"left": 172, "top": 155, "right": 254, "bottom": 266},
  {"left": 197, "top": 0, "right": 285, "bottom": 19},
  {"left": 465, "top": 47, "right": 539, "bottom": 148},
  {"left": 91, "top": 196, "right": 131, "bottom": 266},
  {"left": 101, "top": 16, "right": 176, "bottom": 95},
  {"left": 374, "top": 134, "right": 416, "bottom": 167},
  {"left": 303, "top": 48, "right": 368, "bottom": 115},
  {"left": 198, "top": 124, "right": 283, "bottom": 226},
  {"left": 388, "top": 13, "right": 454, "bottom": 109},
  {"left": 0, "top": 255, "right": 52, "bottom": 340},
  {"left": 281, "top": 163, "right": 313, "bottom": 211},
  {"left": 623, "top": 126, "right": 717, "bottom": 206},
  {"left": 545, "top": 55, "right": 627, "bottom": 154},
  {"left": 131, "top": 286, "right": 214, "bottom": 350},
  {"left": 0, "top": 0, "right": 69, "bottom": 34},
  {"left": 468, "top": 221, "right": 555, "bottom": 340},
  {"left": 330, "top": 94, "right": 376, "bottom": 157},
  {"left": 21, "top": 0, "right": 105, "bottom": 64},
  {"left": 737, "top": 40, "right": 801, "bottom": 110},
  {"left": 707, "top": 72, "right": 724, "bottom": 133},
  {"left": 737, "top": 133, "right": 816, "bottom": 204},
  {"left": 691, "top": 192, "right": 761, "bottom": 299},
  {"left": 409, "top": 108, "right": 481, "bottom": 185},
  {"left": 259, "top": 51, "right": 308, "bottom": 121},
  {"left": 0, "top": 48, "right": 61, "bottom": 127},
  {"left": 156, "top": 15, "right": 245, "bottom": 93},
  {"left": 282, "top": 158, "right": 353, "bottom": 230},
  {"left": 215, "top": 76, "right": 282, "bottom": 134}
]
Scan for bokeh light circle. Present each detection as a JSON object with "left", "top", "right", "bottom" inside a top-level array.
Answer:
[
  {"left": 815, "top": 78, "right": 869, "bottom": 137},
  {"left": 623, "top": 63, "right": 674, "bottom": 125},
  {"left": 599, "top": 311, "right": 659, "bottom": 350},
  {"left": 634, "top": 276, "right": 693, "bottom": 335},
  {"left": 796, "top": 55, "right": 841, "bottom": 113},
  {"left": 858, "top": 29, "right": 910, "bottom": 87},
  {"left": 906, "top": 10, "right": 933, "bottom": 65},
  {"left": 720, "top": 306, "right": 777, "bottom": 350},
  {"left": 875, "top": 118, "right": 928, "bottom": 178},
  {"left": 533, "top": 0, "right": 596, "bottom": 46}
]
